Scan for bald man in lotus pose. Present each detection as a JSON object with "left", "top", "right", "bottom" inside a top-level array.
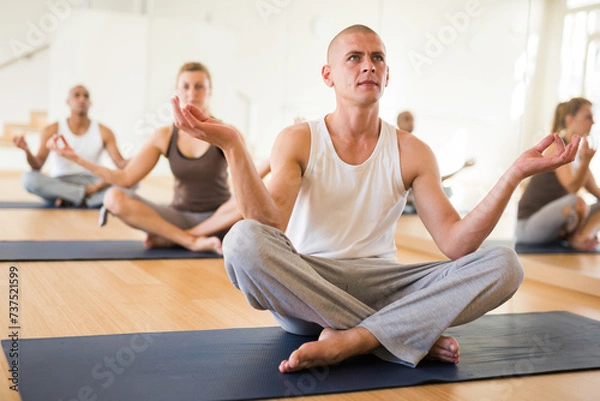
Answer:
[{"left": 172, "top": 25, "right": 579, "bottom": 372}]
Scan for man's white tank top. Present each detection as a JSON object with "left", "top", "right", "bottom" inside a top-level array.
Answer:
[
  {"left": 286, "top": 117, "right": 408, "bottom": 261},
  {"left": 48, "top": 118, "right": 104, "bottom": 177}
]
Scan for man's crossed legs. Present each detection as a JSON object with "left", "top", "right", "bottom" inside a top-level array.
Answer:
[{"left": 223, "top": 220, "right": 524, "bottom": 372}]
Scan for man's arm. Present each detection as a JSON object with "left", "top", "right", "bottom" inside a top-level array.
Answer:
[
  {"left": 13, "top": 123, "right": 57, "bottom": 170},
  {"left": 99, "top": 124, "right": 128, "bottom": 169},
  {"left": 172, "top": 97, "right": 306, "bottom": 230},
  {"left": 409, "top": 133, "right": 579, "bottom": 260}
]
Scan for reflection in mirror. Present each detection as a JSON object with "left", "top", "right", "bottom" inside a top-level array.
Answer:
[{"left": 523, "top": 0, "right": 600, "bottom": 212}]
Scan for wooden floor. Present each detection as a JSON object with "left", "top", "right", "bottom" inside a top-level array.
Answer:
[{"left": 0, "top": 171, "right": 599, "bottom": 400}]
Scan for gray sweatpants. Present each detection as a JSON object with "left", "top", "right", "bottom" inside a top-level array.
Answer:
[
  {"left": 22, "top": 171, "right": 108, "bottom": 208},
  {"left": 516, "top": 193, "right": 600, "bottom": 244},
  {"left": 223, "top": 219, "right": 524, "bottom": 367}
]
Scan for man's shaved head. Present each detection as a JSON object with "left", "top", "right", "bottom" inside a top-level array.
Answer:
[
  {"left": 397, "top": 111, "right": 414, "bottom": 133},
  {"left": 326, "top": 24, "right": 384, "bottom": 63},
  {"left": 68, "top": 85, "right": 89, "bottom": 97}
]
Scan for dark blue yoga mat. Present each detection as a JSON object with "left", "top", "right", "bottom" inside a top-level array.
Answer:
[
  {"left": 2, "top": 311, "right": 599, "bottom": 400},
  {"left": 480, "top": 239, "right": 600, "bottom": 254},
  {"left": 0, "top": 240, "right": 220, "bottom": 261},
  {"left": 515, "top": 241, "right": 600, "bottom": 254},
  {"left": 0, "top": 201, "right": 98, "bottom": 209}
]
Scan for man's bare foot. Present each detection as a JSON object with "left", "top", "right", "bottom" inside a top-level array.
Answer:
[
  {"left": 425, "top": 335, "right": 460, "bottom": 364},
  {"left": 54, "top": 198, "right": 73, "bottom": 207},
  {"left": 279, "top": 327, "right": 380, "bottom": 373},
  {"left": 143, "top": 233, "right": 175, "bottom": 249}
]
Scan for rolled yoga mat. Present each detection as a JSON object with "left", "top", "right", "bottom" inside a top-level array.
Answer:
[
  {"left": 0, "top": 240, "right": 220, "bottom": 261},
  {"left": 2, "top": 311, "right": 599, "bottom": 400}
]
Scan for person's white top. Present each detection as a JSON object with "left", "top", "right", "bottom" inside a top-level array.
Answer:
[
  {"left": 286, "top": 117, "right": 408, "bottom": 261},
  {"left": 47, "top": 118, "right": 104, "bottom": 177}
]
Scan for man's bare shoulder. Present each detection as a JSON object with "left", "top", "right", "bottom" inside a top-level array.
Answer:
[
  {"left": 279, "top": 121, "right": 311, "bottom": 140},
  {"left": 396, "top": 128, "right": 432, "bottom": 155},
  {"left": 98, "top": 123, "right": 114, "bottom": 134},
  {"left": 275, "top": 122, "right": 311, "bottom": 153},
  {"left": 46, "top": 121, "right": 60, "bottom": 129},
  {"left": 98, "top": 123, "right": 116, "bottom": 141},
  {"left": 41, "top": 122, "right": 60, "bottom": 138},
  {"left": 396, "top": 128, "right": 440, "bottom": 187},
  {"left": 273, "top": 122, "right": 311, "bottom": 171}
]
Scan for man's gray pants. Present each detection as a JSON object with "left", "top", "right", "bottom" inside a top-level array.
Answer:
[
  {"left": 22, "top": 171, "right": 107, "bottom": 208},
  {"left": 223, "top": 219, "right": 524, "bottom": 367}
]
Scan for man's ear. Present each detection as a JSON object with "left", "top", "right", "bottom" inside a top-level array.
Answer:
[
  {"left": 385, "top": 66, "right": 390, "bottom": 87},
  {"left": 322, "top": 64, "right": 334, "bottom": 87}
]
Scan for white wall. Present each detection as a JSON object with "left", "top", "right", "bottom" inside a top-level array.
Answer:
[
  {"left": 523, "top": 0, "right": 568, "bottom": 149},
  {"left": 0, "top": 0, "right": 64, "bottom": 64},
  {"left": 47, "top": 10, "right": 148, "bottom": 155},
  {"left": 0, "top": 0, "right": 82, "bottom": 169},
  {"left": 0, "top": 49, "right": 49, "bottom": 170}
]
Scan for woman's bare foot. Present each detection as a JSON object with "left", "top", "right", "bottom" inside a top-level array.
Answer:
[
  {"left": 568, "top": 235, "right": 599, "bottom": 251},
  {"left": 190, "top": 236, "right": 222, "bottom": 254},
  {"left": 279, "top": 327, "right": 380, "bottom": 373},
  {"left": 144, "top": 233, "right": 222, "bottom": 254},
  {"left": 143, "top": 233, "right": 175, "bottom": 249},
  {"left": 425, "top": 335, "right": 460, "bottom": 364}
]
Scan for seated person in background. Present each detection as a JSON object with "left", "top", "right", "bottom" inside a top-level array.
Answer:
[
  {"left": 48, "top": 62, "right": 268, "bottom": 254},
  {"left": 517, "top": 97, "right": 600, "bottom": 250},
  {"left": 396, "top": 110, "right": 474, "bottom": 213},
  {"left": 172, "top": 24, "right": 578, "bottom": 372},
  {"left": 13, "top": 85, "right": 127, "bottom": 207}
]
